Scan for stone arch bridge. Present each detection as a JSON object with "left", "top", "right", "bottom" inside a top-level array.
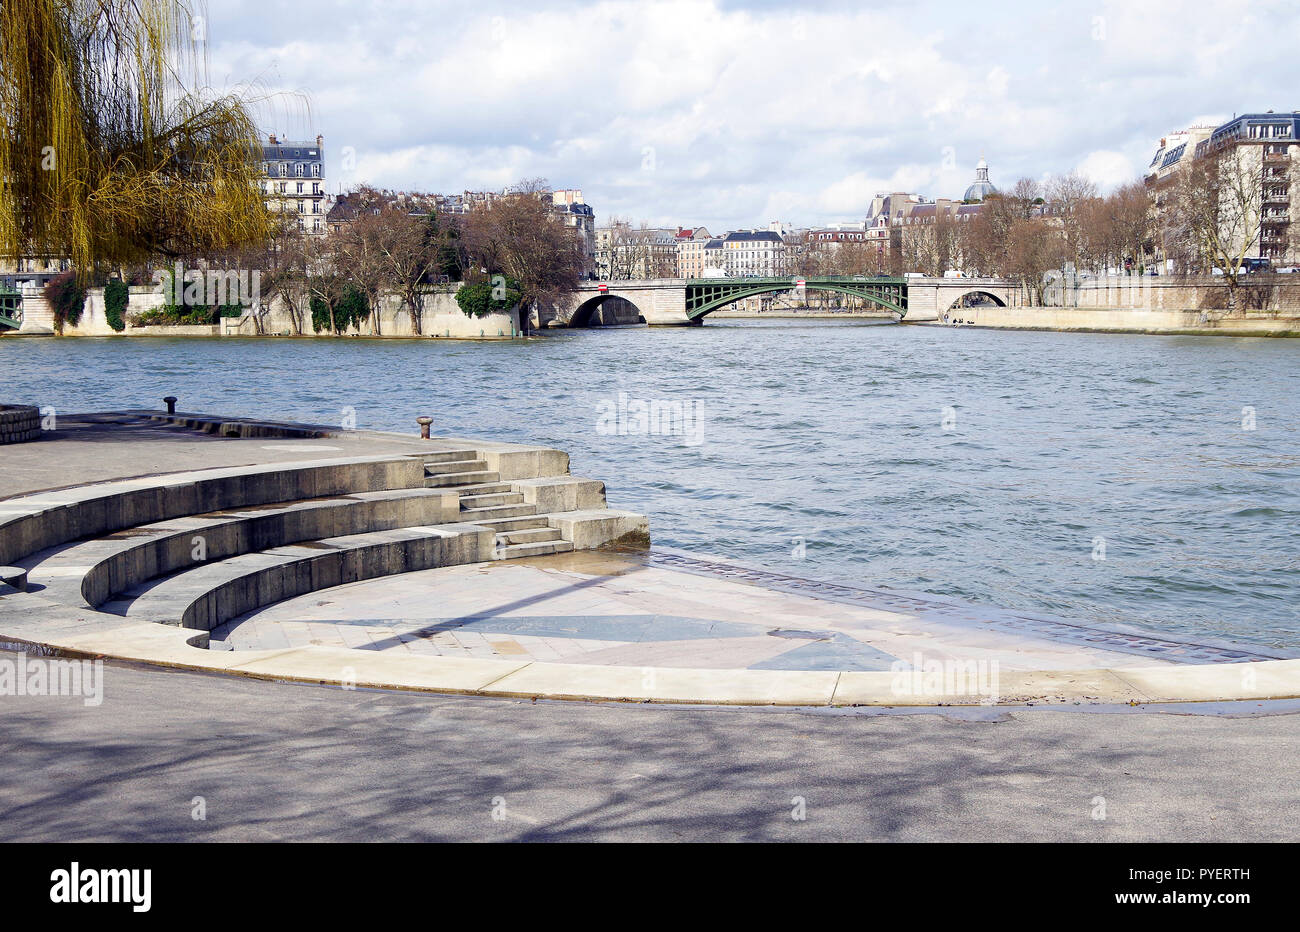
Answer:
[{"left": 549, "top": 276, "right": 1018, "bottom": 327}]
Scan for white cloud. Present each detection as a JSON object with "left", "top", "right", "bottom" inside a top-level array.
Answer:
[
  {"left": 1076, "top": 150, "right": 1136, "bottom": 190},
  {"left": 204, "top": 0, "right": 1300, "bottom": 230}
]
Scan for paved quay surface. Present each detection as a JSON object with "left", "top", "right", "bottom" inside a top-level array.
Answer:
[
  {"left": 219, "top": 549, "right": 1208, "bottom": 671},
  {"left": 1, "top": 650, "right": 1297, "bottom": 842},
  {"left": 0, "top": 411, "right": 439, "bottom": 498},
  {"left": 4, "top": 410, "right": 1298, "bottom": 707}
]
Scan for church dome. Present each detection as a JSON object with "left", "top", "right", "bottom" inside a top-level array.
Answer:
[{"left": 963, "top": 157, "right": 996, "bottom": 202}]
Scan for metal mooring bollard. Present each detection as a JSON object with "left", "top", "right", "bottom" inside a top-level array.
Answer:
[
  {"left": 164, "top": 396, "right": 178, "bottom": 415},
  {"left": 416, "top": 416, "right": 433, "bottom": 439}
]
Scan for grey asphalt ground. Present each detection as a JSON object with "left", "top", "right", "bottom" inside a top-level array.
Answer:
[{"left": 2, "top": 649, "right": 1298, "bottom": 842}]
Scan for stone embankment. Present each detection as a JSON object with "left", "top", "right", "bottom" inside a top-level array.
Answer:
[{"left": 8, "top": 284, "right": 521, "bottom": 339}]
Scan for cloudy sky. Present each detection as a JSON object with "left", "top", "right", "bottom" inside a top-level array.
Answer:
[{"left": 205, "top": 0, "right": 1296, "bottom": 230}]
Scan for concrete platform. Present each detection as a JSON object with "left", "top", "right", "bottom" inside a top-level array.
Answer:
[
  {"left": 3, "top": 410, "right": 1300, "bottom": 708},
  {"left": 218, "top": 551, "right": 1214, "bottom": 672}
]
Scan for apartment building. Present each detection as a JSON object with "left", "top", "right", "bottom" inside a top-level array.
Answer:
[
  {"left": 1199, "top": 112, "right": 1299, "bottom": 264},
  {"left": 550, "top": 190, "right": 597, "bottom": 274},
  {"left": 595, "top": 225, "right": 679, "bottom": 279},
  {"left": 701, "top": 229, "right": 787, "bottom": 277},
  {"left": 674, "top": 227, "right": 712, "bottom": 278},
  {"left": 261, "top": 134, "right": 328, "bottom": 234}
]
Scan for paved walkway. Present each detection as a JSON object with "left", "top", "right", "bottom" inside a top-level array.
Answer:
[
  {"left": 0, "top": 411, "right": 435, "bottom": 498},
  {"left": 3, "top": 648, "right": 1297, "bottom": 842}
]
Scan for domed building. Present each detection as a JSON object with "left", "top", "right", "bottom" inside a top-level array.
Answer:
[{"left": 963, "top": 157, "right": 997, "bottom": 202}]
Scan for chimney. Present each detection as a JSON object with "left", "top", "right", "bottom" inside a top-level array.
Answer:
[
  {"left": 316, "top": 134, "right": 323, "bottom": 147},
  {"left": 268, "top": 133, "right": 277, "bottom": 144}
]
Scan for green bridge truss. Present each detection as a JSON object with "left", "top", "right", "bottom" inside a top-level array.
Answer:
[
  {"left": 684, "top": 276, "right": 908, "bottom": 320},
  {"left": 0, "top": 287, "right": 21, "bottom": 331}
]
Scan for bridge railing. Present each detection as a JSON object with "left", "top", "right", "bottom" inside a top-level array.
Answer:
[{"left": 685, "top": 275, "right": 907, "bottom": 286}]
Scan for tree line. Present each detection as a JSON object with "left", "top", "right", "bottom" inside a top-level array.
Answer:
[{"left": 229, "top": 178, "right": 585, "bottom": 335}]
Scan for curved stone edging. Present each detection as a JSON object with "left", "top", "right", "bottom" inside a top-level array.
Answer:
[{"left": 28, "top": 620, "right": 1300, "bottom": 707}]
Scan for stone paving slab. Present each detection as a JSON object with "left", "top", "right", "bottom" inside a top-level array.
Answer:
[{"left": 217, "top": 553, "right": 1205, "bottom": 673}]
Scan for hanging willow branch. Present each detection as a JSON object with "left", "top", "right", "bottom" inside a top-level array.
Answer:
[{"left": 0, "top": 0, "right": 273, "bottom": 272}]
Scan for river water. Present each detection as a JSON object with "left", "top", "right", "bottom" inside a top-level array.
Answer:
[{"left": 4, "top": 319, "right": 1299, "bottom": 649}]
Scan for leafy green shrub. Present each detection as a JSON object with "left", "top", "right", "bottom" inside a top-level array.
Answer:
[
  {"left": 43, "top": 271, "right": 85, "bottom": 333},
  {"left": 455, "top": 278, "right": 521, "bottom": 318},
  {"left": 125, "top": 270, "right": 242, "bottom": 327},
  {"left": 103, "top": 279, "right": 129, "bottom": 332},
  {"left": 128, "top": 307, "right": 221, "bottom": 327},
  {"left": 310, "top": 286, "right": 368, "bottom": 333}
]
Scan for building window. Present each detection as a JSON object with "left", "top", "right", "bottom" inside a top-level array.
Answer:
[
  {"left": 296, "top": 182, "right": 304, "bottom": 194},
  {"left": 279, "top": 163, "right": 287, "bottom": 177},
  {"left": 312, "top": 164, "right": 321, "bottom": 177}
]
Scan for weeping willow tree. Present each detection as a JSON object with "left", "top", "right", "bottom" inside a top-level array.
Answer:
[{"left": 0, "top": 0, "right": 272, "bottom": 274}]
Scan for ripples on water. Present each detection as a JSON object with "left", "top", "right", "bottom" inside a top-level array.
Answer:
[{"left": 4, "top": 320, "right": 1299, "bottom": 648}]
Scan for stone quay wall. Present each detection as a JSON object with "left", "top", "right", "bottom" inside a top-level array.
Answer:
[
  {"left": 25, "top": 285, "right": 520, "bottom": 340},
  {"left": 1054, "top": 274, "right": 1300, "bottom": 312}
]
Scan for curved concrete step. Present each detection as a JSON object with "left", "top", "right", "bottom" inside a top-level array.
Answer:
[
  {"left": 496, "top": 527, "right": 563, "bottom": 545},
  {"left": 493, "top": 540, "right": 574, "bottom": 559},
  {"left": 424, "top": 459, "right": 487, "bottom": 475},
  {"left": 449, "top": 481, "right": 515, "bottom": 496},
  {"left": 0, "top": 454, "right": 432, "bottom": 566},
  {"left": 20, "top": 487, "right": 459, "bottom": 610},
  {"left": 473, "top": 516, "right": 552, "bottom": 532},
  {"left": 106, "top": 507, "right": 645, "bottom": 634},
  {"left": 460, "top": 502, "right": 537, "bottom": 520},
  {"left": 110, "top": 522, "right": 497, "bottom": 631},
  {"left": 425, "top": 470, "right": 500, "bottom": 488},
  {"left": 459, "top": 491, "right": 524, "bottom": 509},
  {"left": 421, "top": 450, "right": 479, "bottom": 464}
]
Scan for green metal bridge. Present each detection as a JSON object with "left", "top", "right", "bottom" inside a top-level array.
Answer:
[
  {"left": 685, "top": 275, "right": 908, "bottom": 320},
  {"left": 0, "top": 286, "right": 21, "bottom": 331}
]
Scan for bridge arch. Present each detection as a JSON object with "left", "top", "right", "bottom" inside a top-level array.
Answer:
[
  {"left": 567, "top": 294, "right": 646, "bottom": 328},
  {"left": 944, "top": 289, "right": 1007, "bottom": 310}
]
